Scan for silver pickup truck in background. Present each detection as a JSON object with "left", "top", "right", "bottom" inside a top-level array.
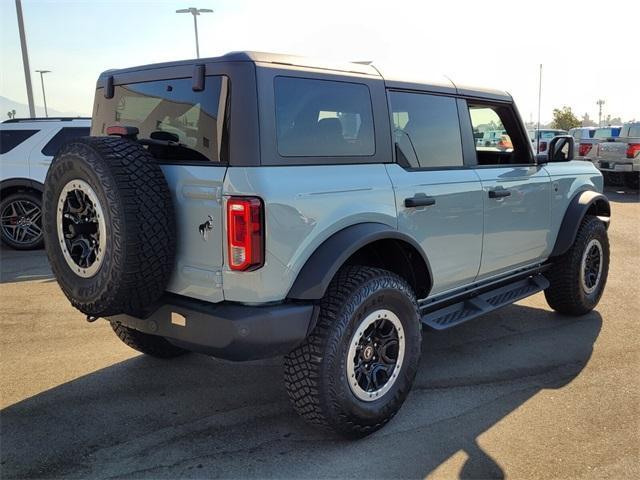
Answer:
[
  {"left": 596, "top": 122, "right": 640, "bottom": 190},
  {"left": 574, "top": 125, "right": 621, "bottom": 162}
]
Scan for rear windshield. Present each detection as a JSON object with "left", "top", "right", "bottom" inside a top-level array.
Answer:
[
  {"left": 0, "top": 129, "right": 38, "bottom": 154},
  {"left": 594, "top": 127, "right": 621, "bottom": 139},
  {"left": 92, "top": 76, "right": 228, "bottom": 162}
]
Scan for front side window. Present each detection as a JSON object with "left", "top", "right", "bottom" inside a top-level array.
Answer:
[
  {"left": 389, "top": 91, "right": 463, "bottom": 168},
  {"left": 468, "top": 103, "right": 532, "bottom": 165},
  {"left": 42, "top": 127, "right": 90, "bottom": 156},
  {"left": 0, "top": 129, "right": 38, "bottom": 154},
  {"left": 93, "top": 76, "right": 228, "bottom": 162},
  {"left": 275, "top": 77, "right": 375, "bottom": 157}
]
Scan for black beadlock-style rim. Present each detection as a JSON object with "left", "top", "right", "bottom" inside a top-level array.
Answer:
[
  {"left": 56, "top": 179, "right": 106, "bottom": 278},
  {"left": 346, "top": 309, "right": 405, "bottom": 402},
  {"left": 580, "top": 239, "right": 603, "bottom": 294},
  {"left": 1, "top": 199, "right": 42, "bottom": 245}
]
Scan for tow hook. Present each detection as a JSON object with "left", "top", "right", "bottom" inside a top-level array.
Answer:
[{"left": 86, "top": 315, "right": 99, "bottom": 323}]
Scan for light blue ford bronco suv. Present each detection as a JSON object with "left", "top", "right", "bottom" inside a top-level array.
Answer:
[{"left": 42, "top": 52, "right": 610, "bottom": 437}]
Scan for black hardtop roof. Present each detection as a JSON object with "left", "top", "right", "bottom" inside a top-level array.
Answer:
[{"left": 96, "top": 50, "right": 511, "bottom": 101}]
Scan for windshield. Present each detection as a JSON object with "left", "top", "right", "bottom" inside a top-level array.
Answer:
[{"left": 92, "top": 76, "right": 228, "bottom": 162}]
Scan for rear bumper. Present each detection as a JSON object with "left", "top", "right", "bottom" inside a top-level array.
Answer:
[
  {"left": 108, "top": 295, "right": 318, "bottom": 361},
  {"left": 597, "top": 160, "right": 639, "bottom": 172}
]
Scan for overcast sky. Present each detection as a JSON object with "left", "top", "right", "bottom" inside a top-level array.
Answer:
[{"left": 1, "top": 0, "right": 638, "bottom": 123}]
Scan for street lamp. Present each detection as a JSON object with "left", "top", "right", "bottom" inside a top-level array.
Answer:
[
  {"left": 35, "top": 70, "right": 51, "bottom": 118},
  {"left": 176, "top": 7, "right": 213, "bottom": 59}
]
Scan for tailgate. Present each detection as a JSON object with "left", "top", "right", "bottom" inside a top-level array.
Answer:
[
  {"left": 597, "top": 140, "right": 628, "bottom": 162},
  {"left": 162, "top": 165, "right": 227, "bottom": 302}
]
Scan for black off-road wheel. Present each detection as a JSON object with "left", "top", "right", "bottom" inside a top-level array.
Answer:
[
  {"left": 284, "top": 266, "right": 422, "bottom": 438},
  {"left": 544, "top": 216, "right": 609, "bottom": 316},
  {"left": 43, "top": 136, "right": 176, "bottom": 318},
  {"left": 0, "top": 191, "right": 44, "bottom": 250},
  {"left": 110, "top": 321, "right": 187, "bottom": 358}
]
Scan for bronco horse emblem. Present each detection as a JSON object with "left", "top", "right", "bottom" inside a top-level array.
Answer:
[{"left": 198, "top": 215, "right": 214, "bottom": 240}]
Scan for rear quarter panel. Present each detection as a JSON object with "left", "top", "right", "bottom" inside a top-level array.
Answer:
[
  {"left": 543, "top": 160, "right": 603, "bottom": 257},
  {"left": 222, "top": 164, "right": 397, "bottom": 303}
]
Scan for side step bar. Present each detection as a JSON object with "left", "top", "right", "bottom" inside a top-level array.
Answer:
[{"left": 421, "top": 274, "right": 549, "bottom": 330}]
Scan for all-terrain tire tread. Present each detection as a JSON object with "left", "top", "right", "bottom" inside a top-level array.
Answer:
[
  {"left": 544, "top": 215, "right": 609, "bottom": 315},
  {"left": 283, "top": 266, "right": 420, "bottom": 437},
  {"left": 110, "top": 321, "right": 187, "bottom": 358}
]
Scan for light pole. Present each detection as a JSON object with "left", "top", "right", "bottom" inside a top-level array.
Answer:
[
  {"left": 35, "top": 70, "right": 51, "bottom": 117},
  {"left": 15, "top": 0, "right": 35, "bottom": 118},
  {"left": 176, "top": 7, "right": 213, "bottom": 59},
  {"left": 596, "top": 99, "right": 605, "bottom": 127}
]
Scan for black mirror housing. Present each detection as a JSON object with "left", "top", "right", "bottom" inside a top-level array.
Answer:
[{"left": 539, "top": 135, "right": 575, "bottom": 163}]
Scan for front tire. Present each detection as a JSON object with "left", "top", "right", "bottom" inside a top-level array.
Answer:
[
  {"left": 545, "top": 216, "right": 609, "bottom": 315},
  {"left": 284, "top": 266, "right": 422, "bottom": 438}
]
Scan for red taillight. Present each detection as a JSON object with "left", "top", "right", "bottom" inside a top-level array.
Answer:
[
  {"left": 539, "top": 141, "right": 548, "bottom": 152},
  {"left": 626, "top": 143, "right": 640, "bottom": 159},
  {"left": 578, "top": 143, "right": 593, "bottom": 157},
  {"left": 227, "top": 197, "right": 264, "bottom": 271}
]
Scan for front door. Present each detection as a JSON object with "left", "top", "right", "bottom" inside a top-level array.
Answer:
[{"left": 386, "top": 91, "right": 483, "bottom": 296}]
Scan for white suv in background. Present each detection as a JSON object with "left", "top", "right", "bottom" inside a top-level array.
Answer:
[{"left": 0, "top": 117, "right": 90, "bottom": 249}]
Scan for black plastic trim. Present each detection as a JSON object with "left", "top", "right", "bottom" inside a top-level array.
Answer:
[
  {"left": 108, "top": 296, "right": 317, "bottom": 361},
  {"left": 550, "top": 190, "right": 611, "bottom": 257},
  {"left": 0, "top": 178, "right": 44, "bottom": 195},
  {"left": 287, "top": 222, "right": 432, "bottom": 300}
]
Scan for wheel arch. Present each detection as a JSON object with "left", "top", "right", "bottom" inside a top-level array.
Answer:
[
  {"left": 287, "top": 222, "right": 433, "bottom": 300},
  {"left": 0, "top": 178, "right": 44, "bottom": 200},
  {"left": 550, "top": 190, "right": 610, "bottom": 258}
]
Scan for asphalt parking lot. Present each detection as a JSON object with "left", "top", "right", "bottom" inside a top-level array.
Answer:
[{"left": 1, "top": 187, "right": 638, "bottom": 479}]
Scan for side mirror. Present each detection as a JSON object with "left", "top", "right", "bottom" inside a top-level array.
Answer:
[{"left": 538, "top": 135, "right": 574, "bottom": 163}]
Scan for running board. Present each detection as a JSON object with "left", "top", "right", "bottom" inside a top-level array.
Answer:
[{"left": 421, "top": 274, "right": 549, "bottom": 330}]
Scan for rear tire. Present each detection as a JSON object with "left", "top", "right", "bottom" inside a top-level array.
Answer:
[
  {"left": 284, "top": 266, "right": 422, "bottom": 438},
  {"left": 544, "top": 216, "right": 609, "bottom": 315},
  {"left": 0, "top": 191, "right": 44, "bottom": 250},
  {"left": 110, "top": 321, "right": 187, "bottom": 358}
]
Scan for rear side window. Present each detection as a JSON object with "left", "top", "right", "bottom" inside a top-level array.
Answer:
[
  {"left": 274, "top": 77, "right": 375, "bottom": 157},
  {"left": 0, "top": 129, "right": 38, "bottom": 154},
  {"left": 389, "top": 91, "right": 463, "bottom": 168},
  {"left": 41, "top": 127, "right": 90, "bottom": 156},
  {"left": 93, "top": 76, "right": 229, "bottom": 162}
]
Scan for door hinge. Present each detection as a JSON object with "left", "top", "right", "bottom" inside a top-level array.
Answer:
[{"left": 215, "top": 270, "right": 223, "bottom": 288}]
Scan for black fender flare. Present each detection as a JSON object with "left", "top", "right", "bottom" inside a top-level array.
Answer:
[
  {"left": 550, "top": 190, "right": 610, "bottom": 257},
  {"left": 0, "top": 178, "right": 44, "bottom": 197},
  {"left": 287, "top": 222, "right": 432, "bottom": 300}
]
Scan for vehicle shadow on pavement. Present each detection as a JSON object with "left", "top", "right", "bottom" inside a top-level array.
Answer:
[
  {"left": 604, "top": 186, "right": 639, "bottom": 203},
  {"left": 0, "top": 247, "right": 54, "bottom": 284},
  {"left": 1, "top": 304, "right": 601, "bottom": 479}
]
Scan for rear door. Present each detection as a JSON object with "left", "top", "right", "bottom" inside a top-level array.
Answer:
[
  {"left": 464, "top": 101, "right": 551, "bottom": 279},
  {"left": 92, "top": 75, "right": 230, "bottom": 302},
  {"left": 386, "top": 90, "right": 483, "bottom": 296}
]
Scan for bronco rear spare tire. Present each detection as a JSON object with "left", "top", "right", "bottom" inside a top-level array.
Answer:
[{"left": 43, "top": 136, "right": 176, "bottom": 317}]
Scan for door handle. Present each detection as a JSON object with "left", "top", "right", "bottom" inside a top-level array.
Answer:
[
  {"left": 488, "top": 189, "right": 511, "bottom": 199},
  {"left": 404, "top": 195, "right": 436, "bottom": 208}
]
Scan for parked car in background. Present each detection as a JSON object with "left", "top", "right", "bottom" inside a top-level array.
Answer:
[
  {"left": 0, "top": 117, "right": 91, "bottom": 249},
  {"left": 569, "top": 127, "right": 596, "bottom": 160},
  {"left": 528, "top": 128, "right": 567, "bottom": 154},
  {"left": 572, "top": 125, "right": 622, "bottom": 163},
  {"left": 595, "top": 122, "right": 640, "bottom": 190}
]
